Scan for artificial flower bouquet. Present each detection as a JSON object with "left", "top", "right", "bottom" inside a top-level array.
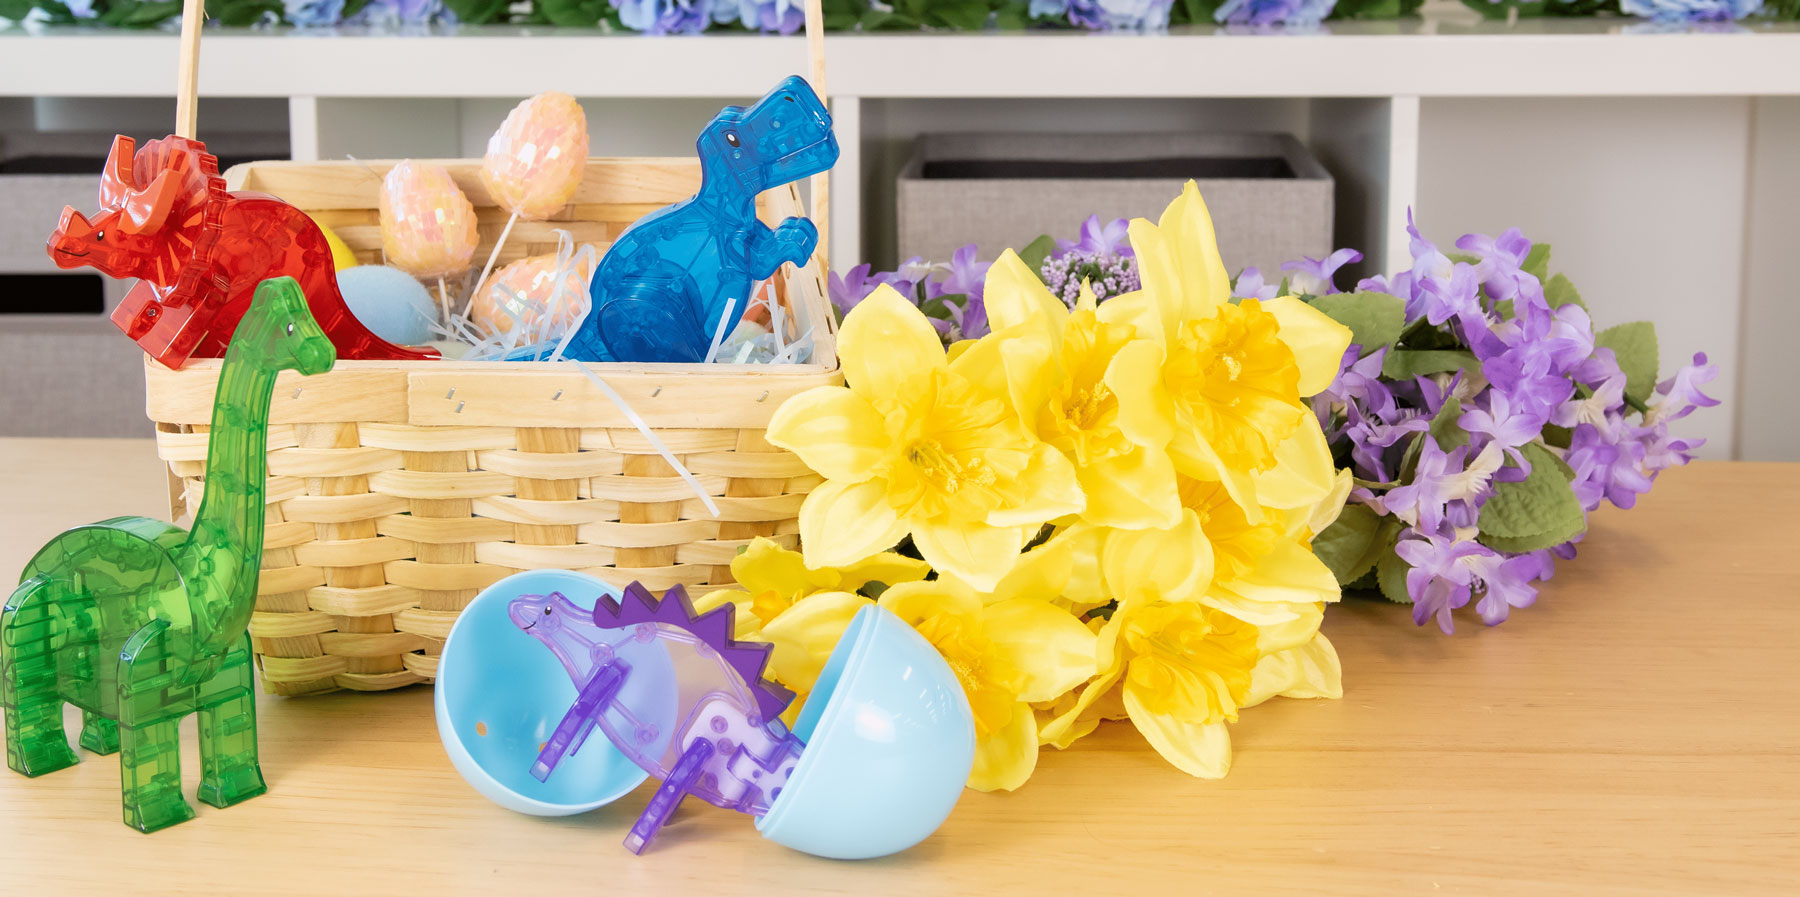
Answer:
[
  {"left": 1295, "top": 219, "right": 1718, "bottom": 632},
  {"left": 702, "top": 183, "right": 1355, "bottom": 791}
]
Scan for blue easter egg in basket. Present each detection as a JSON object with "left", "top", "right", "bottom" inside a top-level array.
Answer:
[{"left": 337, "top": 265, "right": 438, "bottom": 346}]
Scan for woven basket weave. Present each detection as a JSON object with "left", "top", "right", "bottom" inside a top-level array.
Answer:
[{"left": 145, "top": 157, "right": 838, "bottom": 696}]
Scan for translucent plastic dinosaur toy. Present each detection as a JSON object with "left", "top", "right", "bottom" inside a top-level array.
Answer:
[
  {"left": 46, "top": 135, "right": 438, "bottom": 370},
  {"left": 511, "top": 583, "right": 801, "bottom": 854},
  {"left": 563, "top": 76, "right": 838, "bottom": 363},
  {"left": 3, "top": 276, "right": 334, "bottom": 832}
]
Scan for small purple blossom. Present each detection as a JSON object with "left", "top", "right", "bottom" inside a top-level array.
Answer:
[
  {"left": 1650, "top": 352, "right": 1721, "bottom": 423},
  {"left": 1056, "top": 215, "right": 1133, "bottom": 258},
  {"left": 1280, "top": 247, "right": 1362, "bottom": 296},
  {"left": 1233, "top": 267, "right": 1279, "bottom": 301},
  {"left": 1566, "top": 417, "right": 1655, "bottom": 511},
  {"left": 1042, "top": 248, "right": 1140, "bottom": 307},
  {"left": 1033, "top": 0, "right": 1175, "bottom": 29}
]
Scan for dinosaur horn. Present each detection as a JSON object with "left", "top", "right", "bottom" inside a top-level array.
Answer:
[
  {"left": 119, "top": 169, "right": 182, "bottom": 235},
  {"left": 98, "top": 135, "right": 138, "bottom": 211}
]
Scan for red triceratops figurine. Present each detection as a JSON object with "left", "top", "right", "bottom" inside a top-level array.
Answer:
[{"left": 47, "top": 135, "right": 438, "bottom": 369}]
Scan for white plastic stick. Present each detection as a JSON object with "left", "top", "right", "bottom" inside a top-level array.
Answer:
[
  {"left": 470, "top": 210, "right": 519, "bottom": 314},
  {"left": 703, "top": 296, "right": 737, "bottom": 364},
  {"left": 562, "top": 360, "right": 721, "bottom": 518}
]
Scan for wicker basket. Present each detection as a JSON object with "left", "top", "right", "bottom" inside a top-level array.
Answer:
[{"left": 145, "top": 157, "right": 838, "bottom": 696}]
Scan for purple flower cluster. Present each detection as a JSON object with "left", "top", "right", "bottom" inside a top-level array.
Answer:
[
  {"left": 1312, "top": 216, "right": 1718, "bottom": 632},
  {"left": 830, "top": 245, "right": 993, "bottom": 341},
  {"left": 831, "top": 215, "right": 1138, "bottom": 343},
  {"left": 1042, "top": 215, "right": 1141, "bottom": 306},
  {"left": 1213, "top": 0, "right": 1337, "bottom": 26}
]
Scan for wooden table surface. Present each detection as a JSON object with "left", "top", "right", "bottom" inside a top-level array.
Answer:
[{"left": 1, "top": 438, "right": 1795, "bottom": 897}]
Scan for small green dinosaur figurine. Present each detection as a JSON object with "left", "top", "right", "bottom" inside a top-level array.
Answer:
[{"left": 3, "top": 276, "right": 335, "bottom": 832}]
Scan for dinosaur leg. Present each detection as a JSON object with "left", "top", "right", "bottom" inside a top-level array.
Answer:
[
  {"left": 79, "top": 710, "right": 120, "bottom": 755},
  {"left": 116, "top": 620, "right": 194, "bottom": 833},
  {"left": 3, "top": 576, "right": 77, "bottom": 777},
  {"left": 196, "top": 633, "right": 266, "bottom": 809}
]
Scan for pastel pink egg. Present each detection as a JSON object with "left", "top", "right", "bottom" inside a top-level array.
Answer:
[
  {"left": 379, "top": 160, "right": 480, "bottom": 278},
  {"left": 480, "top": 92, "right": 590, "bottom": 221}
]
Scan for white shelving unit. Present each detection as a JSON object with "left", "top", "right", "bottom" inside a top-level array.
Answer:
[{"left": 2, "top": 10, "right": 1796, "bottom": 458}]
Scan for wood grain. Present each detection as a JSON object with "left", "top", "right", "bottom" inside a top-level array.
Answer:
[{"left": 1, "top": 438, "right": 1796, "bottom": 896}]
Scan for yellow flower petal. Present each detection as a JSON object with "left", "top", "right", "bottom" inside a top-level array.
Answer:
[
  {"left": 988, "top": 442, "right": 1085, "bottom": 528},
  {"left": 1102, "top": 509, "right": 1215, "bottom": 603},
  {"left": 1130, "top": 181, "right": 1232, "bottom": 331},
  {"left": 982, "top": 251, "right": 1067, "bottom": 347},
  {"left": 1104, "top": 339, "right": 1176, "bottom": 451},
  {"left": 983, "top": 598, "right": 1096, "bottom": 703},
  {"left": 946, "top": 329, "right": 1013, "bottom": 404},
  {"left": 967, "top": 702, "right": 1040, "bottom": 792},
  {"left": 1254, "top": 602, "right": 1324, "bottom": 654},
  {"left": 730, "top": 537, "right": 822, "bottom": 598},
  {"left": 875, "top": 579, "right": 983, "bottom": 625},
  {"left": 759, "top": 591, "right": 869, "bottom": 691},
  {"left": 1168, "top": 430, "right": 1264, "bottom": 525},
  {"left": 1037, "top": 614, "right": 1127, "bottom": 746},
  {"left": 998, "top": 337, "right": 1058, "bottom": 438},
  {"left": 1094, "top": 288, "right": 1155, "bottom": 335},
  {"left": 1218, "top": 537, "right": 1341, "bottom": 606},
  {"left": 692, "top": 588, "right": 760, "bottom": 638},
  {"left": 764, "top": 386, "right": 889, "bottom": 484},
  {"left": 1244, "top": 633, "right": 1343, "bottom": 708},
  {"left": 945, "top": 339, "right": 977, "bottom": 364},
  {"left": 837, "top": 284, "right": 945, "bottom": 399},
  {"left": 1076, "top": 444, "right": 1183, "bottom": 531},
  {"left": 1123, "top": 686, "right": 1234, "bottom": 779},
  {"left": 910, "top": 518, "right": 1030, "bottom": 593},
  {"left": 1252, "top": 414, "right": 1338, "bottom": 511},
  {"left": 1260, "top": 295, "right": 1354, "bottom": 397},
  {"left": 798, "top": 478, "right": 908, "bottom": 569},
  {"left": 834, "top": 551, "right": 933, "bottom": 592}
]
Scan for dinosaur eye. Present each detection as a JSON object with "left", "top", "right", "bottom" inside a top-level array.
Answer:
[
  {"left": 95, "top": 230, "right": 105, "bottom": 241},
  {"left": 544, "top": 607, "right": 553, "bottom": 615},
  {"left": 286, "top": 323, "right": 295, "bottom": 336},
  {"left": 725, "top": 131, "right": 740, "bottom": 148},
  {"left": 784, "top": 96, "right": 795, "bottom": 103}
]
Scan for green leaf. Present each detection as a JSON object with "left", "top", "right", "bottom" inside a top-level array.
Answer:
[
  {"left": 538, "top": 0, "right": 609, "bottom": 24},
  {"left": 1377, "top": 550, "right": 1412, "bottom": 604},
  {"left": 1311, "top": 505, "right": 1382, "bottom": 586},
  {"left": 1345, "top": 569, "right": 1379, "bottom": 592},
  {"left": 1522, "top": 243, "right": 1551, "bottom": 282},
  {"left": 1475, "top": 443, "right": 1588, "bottom": 554},
  {"left": 442, "top": 0, "right": 509, "bottom": 24},
  {"left": 1429, "top": 396, "right": 1469, "bottom": 451},
  {"left": 1383, "top": 349, "right": 1478, "bottom": 380},
  {"left": 1543, "top": 273, "right": 1586, "bottom": 312},
  {"left": 0, "top": 0, "right": 37, "bottom": 18},
  {"left": 1018, "top": 235, "right": 1057, "bottom": 282},
  {"left": 1309, "top": 291, "right": 1406, "bottom": 355},
  {"left": 206, "top": 0, "right": 281, "bottom": 25},
  {"left": 1542, "top": 423, "right": 1573, "bottom": 449},
  {"left": 1596, "top": 321, "right": 1659, "bottom": 404}
]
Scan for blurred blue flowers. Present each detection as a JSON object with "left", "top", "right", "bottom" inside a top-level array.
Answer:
[
  {"left": 1620, "top": 0, "right": 1763, "bottom": 20},
  {"left": 614, "top": 0, "right": 713, "bottom": 33}
]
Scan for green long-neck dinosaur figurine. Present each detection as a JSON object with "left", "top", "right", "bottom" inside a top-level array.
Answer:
[{"left": 2, "top": 276, "right": 334, "bottom": 832}]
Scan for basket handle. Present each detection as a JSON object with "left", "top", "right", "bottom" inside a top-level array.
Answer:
[
  {"left": 803, "top": 0, "right": 830, "bottom": 272},
  {"left": 175, "top": 0, "right": 204, "bottom": 139}
]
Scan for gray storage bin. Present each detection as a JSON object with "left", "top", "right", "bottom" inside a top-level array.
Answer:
[{"left": 897, "top": 132, "right": 1334, "bottom": 280}]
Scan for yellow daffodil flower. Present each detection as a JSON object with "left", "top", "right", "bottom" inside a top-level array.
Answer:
[
  {"left": 1099, "top": 181, "right": 1352, "bottom": 520},
  {"left": 878, "top": 579, "right": 1096, "bottom": 791},
  {"left": 693, "top": 536, "right": 930, "bottom": 635},
  {"left": 983, "top": 253, "right": 1181, "bottom": 530},
  {"left": 767, "top": 285, "right": 1084, "bottom": 591}
]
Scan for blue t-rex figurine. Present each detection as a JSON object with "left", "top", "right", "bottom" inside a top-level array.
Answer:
[{"left": 565, "top": 76, "right": 839, "bottom": 363}]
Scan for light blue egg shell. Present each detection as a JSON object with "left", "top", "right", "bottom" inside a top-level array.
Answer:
[
  {"left": 337, "top": 265, "right": 438, "bottom": 346},
  {"left": 756, "top": 604, "right": 975, "bottom": 859}
]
